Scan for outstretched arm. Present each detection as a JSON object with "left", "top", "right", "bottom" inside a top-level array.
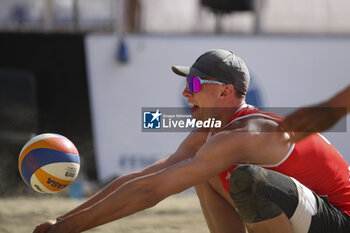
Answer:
[
  {"left": 279, "top": 85, "right": 350, "bottom": 142},
  {"left": 33, "top": 130, "right": 208, "bottom": 233},
  {"left": 45, "top": 131, "right": 250, "bottom": 233}
]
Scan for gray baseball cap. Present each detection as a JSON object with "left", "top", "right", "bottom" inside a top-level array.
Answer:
[{"left": 171, "top": 49, "right": 250, "bottom": 95}]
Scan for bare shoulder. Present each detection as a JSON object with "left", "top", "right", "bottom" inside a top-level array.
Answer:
[
  {"left": 209, "top": 116, "right": 292, "bottom": 165},
  {"left": 222, "top": 116, "right": 279, "bottom": 133}
]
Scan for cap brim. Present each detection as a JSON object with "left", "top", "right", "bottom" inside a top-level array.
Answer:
[
  {"left": 171, "top": 66, "right": 211, "bottom": 78},
  {"left": 171, "top": 66, "right": 189, "bottom": 77}
]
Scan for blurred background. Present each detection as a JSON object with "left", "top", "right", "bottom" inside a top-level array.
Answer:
[
  {"left": 0, "top": 0, "right": 349, "bottom": 197},
  {"left": 1, "top": 0, "right": 350, "bottom": 34}
]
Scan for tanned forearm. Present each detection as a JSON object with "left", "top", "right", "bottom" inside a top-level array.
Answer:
[
  {"left": 53, "top": 175, "right": 162, "bottom": 233},
  {"left": 83, "top": 178, "right": 159, "bottom": 231},
  {"left": 56, "top": 156, "right": 173, "bottom": 220},
  {"left": 56, "top": 172, "right": 142, "bottom": 221},
  {"left": 57, "top": 154, "right": 189, "bottom": 221}
]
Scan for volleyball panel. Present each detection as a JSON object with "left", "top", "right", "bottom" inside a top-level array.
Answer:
[
  {"left": 33, "top": 168, "right": 74, "bottom": 192},
  {"left": 41, "top": 162, "right": 80, "bottom": 180},
  {"left": 30, "top": 174, "right": 55, "bottom": 193},
  {"left": 20, "top": 148, "right": 80, "bottom": 187}
]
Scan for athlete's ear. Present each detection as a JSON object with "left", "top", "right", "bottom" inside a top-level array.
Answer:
[{"left": 220, "top": 84, "right": 234, "bottom": 97}]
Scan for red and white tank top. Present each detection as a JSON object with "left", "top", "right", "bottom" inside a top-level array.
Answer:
[{"left": 215, "top": 104, "right": 350, "bottom": 216}]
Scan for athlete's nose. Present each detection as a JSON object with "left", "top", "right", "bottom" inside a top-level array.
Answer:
[{"left": 182, "top": 86, "right": 192, "bottom": 98}]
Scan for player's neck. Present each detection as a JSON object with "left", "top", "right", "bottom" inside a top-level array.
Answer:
[{"left": 216, "top": 100, "right": 246, "bottom": 128}]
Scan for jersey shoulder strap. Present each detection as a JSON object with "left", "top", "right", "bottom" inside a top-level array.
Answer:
[{"left": 228, "top": 104, "right": 284, "bottom": 124}]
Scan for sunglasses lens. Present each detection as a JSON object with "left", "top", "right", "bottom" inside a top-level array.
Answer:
[
  {"left": 187, "top": 76, "right": 201, "bottom": 93},
  {"left": 192, "top": 76, "right": 201, "bottom": 92},
  {"left": 186, "top": 76, "right": 193, "bottom": 93}
]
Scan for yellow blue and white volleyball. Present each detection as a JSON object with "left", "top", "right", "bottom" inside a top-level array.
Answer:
[{"left": 18, "top": 133, "right": 80, "bottom": 193}]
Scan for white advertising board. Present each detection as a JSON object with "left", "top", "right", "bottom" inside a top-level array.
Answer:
[{"left": 85, "top": 35, "right": 350, "bottom": 181}]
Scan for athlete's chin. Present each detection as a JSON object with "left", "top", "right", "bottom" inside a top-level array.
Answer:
[
  {"left": 192, "top": 113, "right": 211, "bottom": 122},
  {"left": 191, "top": 107, "right": 215, "bottom": 121}
]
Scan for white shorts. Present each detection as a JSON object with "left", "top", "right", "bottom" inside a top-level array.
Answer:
[{"left": 290, "top": 178, "right": 317, "bottom": 233}]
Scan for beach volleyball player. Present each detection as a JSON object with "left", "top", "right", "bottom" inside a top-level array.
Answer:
[{"left": 34, "top": 50, "right": 350, "bottom": 233}]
